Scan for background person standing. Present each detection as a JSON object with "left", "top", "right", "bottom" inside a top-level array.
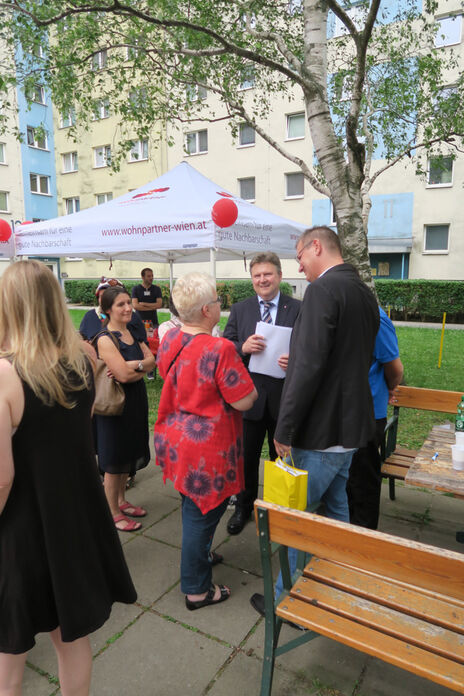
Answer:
[{"left": 131, "top": 268, "right": 162, "bottom": 380}]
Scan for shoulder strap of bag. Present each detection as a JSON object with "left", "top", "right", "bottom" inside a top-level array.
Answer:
[
  {"left": 91, "top": 330, "right": 121, "bottom": 353},
  {"left": 166, "top": 333, "right": 206, "bottom": 375}
]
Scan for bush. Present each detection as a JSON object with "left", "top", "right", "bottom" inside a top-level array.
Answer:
[
  {"left": 64, "top": 278, "right": 294, "bottom": 309},
  {"left": 376, "top": 279, "right": 464, "bottom": 323}
]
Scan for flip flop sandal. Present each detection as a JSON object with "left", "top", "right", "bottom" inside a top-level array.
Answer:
[
  {"left": 209, "top": 551, "right": 223, "bottom": 566},
  {"left": 113, "top": 513, "right": 142, "bottom": 532},
  {"left": 185, "top": 584, "right": 230, "bottom": 611},
  {"left": 119, "top": 502, "right": 147, "bottom": 518}
]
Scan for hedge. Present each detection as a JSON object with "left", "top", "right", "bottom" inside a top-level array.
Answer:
[
  {"left": 376, "top": 280, "right": 464, "bottom": 323},
  {"left": 64, "top": 278, "right": 293, "bottom": 310}
]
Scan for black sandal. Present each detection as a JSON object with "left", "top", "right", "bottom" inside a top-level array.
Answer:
[
  {"left": 185, "top": 584, "right": 230, "bottom": 611},
  {"left": 209, "top": 551, "right": 223, "bottom": 566}
]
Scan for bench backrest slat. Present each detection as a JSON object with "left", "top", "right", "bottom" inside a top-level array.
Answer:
[
  {"left": 255, "top": 501, "right": 464, "bottom": 604},
  {"left": 393, "top": 385, "right": 464, "bottom": 413}
]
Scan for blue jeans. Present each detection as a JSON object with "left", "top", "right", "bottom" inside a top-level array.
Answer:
[
  {"left": 180, "top": 495, "right": 228, "bottom": 594},
  {"left": 274, "top": 448, "right": 355, "bottom": 598}
]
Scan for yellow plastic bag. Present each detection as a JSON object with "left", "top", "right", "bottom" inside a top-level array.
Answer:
[{"left": 263, "top": 456, "right": 308, "bottom": 510}]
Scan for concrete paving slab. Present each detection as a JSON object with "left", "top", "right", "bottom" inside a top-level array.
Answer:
[
  {"left": 153, "top": 564, "right": 265, "bottom": 646},
  {"left": 142, "top": 505, "right": 182, "bottom": 547},
  {"left": 377, "top": 514, "right": 422, "bottom": 540},
  {"left": 380, "top": 485, "right": 433, "bottom": 521},
  {"left": 416, "top": 524, "right": 463, "bottom": 552},
  {"left": 208, "top": 651, "right": 325, "bottom": 696},
  {"left": 121, "top": 534, "right": 181, "bottom": 606},
  {"left": 22, "top": 664, "right": 58, "bottom": 696},
  {"left": 359, "top": 655, "right": 458, "bottom": 696},
  {"left": 89, "top": 611, "right": 231, "bottom": 696},
  {"left": 428, "top": 490, "right": 464, "bottom": 524},
  {"left": 246, "top": 618, "right": 366, "bottom": 691}
]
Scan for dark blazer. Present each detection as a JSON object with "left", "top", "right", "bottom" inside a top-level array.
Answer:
[
  {"left": 275, "top": 264, "right": 379, "bottom": 449},
  {"left": 223, "top": 293, "right": 301, "bottom": 421}
]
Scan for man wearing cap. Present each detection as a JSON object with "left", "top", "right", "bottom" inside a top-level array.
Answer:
[
  {"left": 223, "top": 252, "right": 300, "bottom": 535},
  {"left": 79, "top": 277, "right": 145, "bottom": 342}
]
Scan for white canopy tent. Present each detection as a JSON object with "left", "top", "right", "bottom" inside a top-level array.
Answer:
[{"left": 14, "top": 162, "right": 306, "bottom": 282}]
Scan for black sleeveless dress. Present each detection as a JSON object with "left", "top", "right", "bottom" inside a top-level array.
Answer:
[{"left": 0, "top": 371, "right": 137, "bottom": 655}]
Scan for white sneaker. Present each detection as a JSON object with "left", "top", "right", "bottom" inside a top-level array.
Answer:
[{"left": 146, "top": 372, "right": 154, "bottom": 381}]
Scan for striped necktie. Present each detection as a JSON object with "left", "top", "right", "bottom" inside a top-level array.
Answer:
[{"left": 262, "top": 301, "right": 273, "bottom": 324}]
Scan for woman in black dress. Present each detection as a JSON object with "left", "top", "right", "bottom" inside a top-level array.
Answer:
[
  {"left": 95, "top": 286, "right": 155, "bottom": 532},
  {"left": 0, "top": 260, "right": 137, "bottom": 696}
]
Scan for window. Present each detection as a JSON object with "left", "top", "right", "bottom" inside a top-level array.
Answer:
[
  {"left": 330, "top": 200, "right": 337, "bottom": 225},
  {"left": 0, "top": 191, "right": 8, "bottom": 211},
  {"left": 96, "top": 192, "right": 113, "bottom": 205},
  {"left": 30, "top": 173, "right": 50, "bottom": 195},
  {"left": 186, "top": 84, "right": 207, "bottom": 101},
  {"left": 92, "top": 49, "right": 107, "bottom": 70},
  {"left": 62, "top": 151, "right": 78, "bottom": 173},
  {"left": 285, "top": 172, "right": 304, "bottom": 198},
  {"left": 238, "top": 65, "right": 255, "bottom": 90},
  {"left": 286, "top": 112, "right": 305, "bottom": 139},
  {"left": 26, "top": 84, "right": 45, "bottom": 104},
  {"left": 427, "top": 156, "right": 453, "bottom": 186},
  {"left": 27, "top": 126, "right": 47, "bottom": 149},
  {"left": 129, "top": 88, "right": 147, "bottom": 109},
  {"left": 185, "top": 129, "right": 208, "bottom": 155},
  {"left": 434, "top": 15, "right": 462, "bottom": 47},
  {"left": 93, "top": 145, "right": 111, "bottom": 168},
  {"left": 30, "top": 44, "right": 44, "bottom": 58},
  {"left": 60, "top": 109, "right": 76, "bottom": 128},
  {"left": 238, "top": 177, "right": 255, "bottom": 202},
  {"left": 92, "top": 99, "right": 110, "bottom": 120},
  {"left": 424, "top": 224, "right": 449, "bottom": 252},
  {"left": 333, "top": 5, "right": 368, "bottom": 37},
  {"left": 0, "top": 143, "right": 6, "bottom": 164},
  {"left": 65, "top": 197, "right": 80, "bottom": 214},
  {"left": 238, "top": 123, "right": 255, "bottom": 146},
  {"left": 128, "top": 139, "right": 148, "bottom": 162},
  {"left": 288, "top": 0, "right": 302, "bottom": 14}
]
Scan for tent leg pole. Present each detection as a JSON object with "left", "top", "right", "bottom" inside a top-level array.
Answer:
[
  {"left": 169, "top": 259, "right": 174, "bottom": 292},
  {"left": 210, "top": 248, "right": 216, "bottom": 281}
]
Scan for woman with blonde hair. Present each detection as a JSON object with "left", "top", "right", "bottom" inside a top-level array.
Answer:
[
  {"left": 0, "top": 261, "right": 136, "bottom": 696},
  {"left": 155, "top": 272, "right": 257, "bottom": 609}
]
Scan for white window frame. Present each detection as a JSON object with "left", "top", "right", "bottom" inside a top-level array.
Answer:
[
  {"left": 96, "top": 192, "right": 113, "bottom": 205},
  {"left": 423, "top": 224, "right": 450, "bottom": 254},
  {"left": 62, "top": 151, "right": 78, "bottom": 173},
  {"left": 30, "top": 173, "right": 50, "bottom": 195},
  {"left": 285, "top": 172, "right": 304, "bottom": 199},
  {"left": 93, "top": 145, "right": 111, "bottom": 168},
  {"left": 286, "top": 112, "right": 305, "bottom": 140},
  {"left": 27, "top": 84, "right": 45, "bottom": 105},
  {"left": 0, "top": 191, "right": 9, "bottom": 212},
  {"left": 333, "top": 4, "right": 368, "bottom": 37},
  {"left": 434, "top": 15, "right": 462, "bottom": 48},
  {"left": 92, "top": 99, "right": 110, "bottom": 120},
  {"left": 185, "top": 129, "right": 208, "bottom": 156},
  {"left": 186, "top": 84, "right": 207, "bottom": 101},
  {"left": 27, "top": 126, "right": 48, "bottom": 150},
  {"left": 92, "top": 49, "right": 107, "bottom": 70},
  {"left": 238, "top": 177, "right": 256, "bottom": 202},
  {"left": 30, "top": 44, "right": 44, "bottom": 59},
  {"left": 426, "top": 156, "right": 453, "bottom": 188},
  {"left": 59, "top": 109, "right": 76, "bottom": 128},
  {"left": 128, "top": 139, "right": 148, "bottom": 162},
  {"left": 0, "top": 143, "right": 6, "bottom": 165},
  {"left": 64, "top": 197, "right": 80, "bottom": 215},
  {"left": 238, "top": 123, "right": 255, "bottom": 148},
  {"left": 238, "top": 65, "right": 255, "bottom": 90}
]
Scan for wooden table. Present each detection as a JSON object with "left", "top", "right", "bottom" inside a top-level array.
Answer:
[{"left": 405, "top": 426, "right": 464, "bottom": 497}]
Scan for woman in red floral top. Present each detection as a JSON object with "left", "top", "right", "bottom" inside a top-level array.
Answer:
[{"left": 155, "top": 273, "right": 257, "bottom": 610}]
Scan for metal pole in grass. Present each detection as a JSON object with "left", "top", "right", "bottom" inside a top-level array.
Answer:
[
  {"left": 438, "top": 312, "right": 446, "bottom": 368},
  {"left": 387, "top": 305, "right": 391, "bottom": 318}
]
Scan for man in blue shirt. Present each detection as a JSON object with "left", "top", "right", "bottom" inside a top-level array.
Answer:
[{"left": 347, "top": 307, "right": 403, "bottom": 529}]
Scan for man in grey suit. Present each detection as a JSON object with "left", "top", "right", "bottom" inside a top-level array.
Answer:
[{"left": 223, "top": 252, "right": 300, "bottom": 535}]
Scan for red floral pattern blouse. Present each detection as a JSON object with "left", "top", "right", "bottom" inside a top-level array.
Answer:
[{"left": 154, "top": 328, "right": 255, "bottom": 513}]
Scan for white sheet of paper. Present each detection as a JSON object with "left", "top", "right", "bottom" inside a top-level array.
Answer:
[{"left": 248, "top": 321, "right": 292, "bottom": 378}]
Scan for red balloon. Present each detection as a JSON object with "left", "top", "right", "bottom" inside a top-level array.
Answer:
[
  {"left": 212, "top": 198, "right": 238, "bottom": 228},
  {"left": 0, "top": 219, "right": 12, "bottom": 241}
]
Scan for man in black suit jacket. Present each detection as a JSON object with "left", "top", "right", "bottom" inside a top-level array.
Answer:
[
  {"left": 251, "top": 226, "right": 379, "bottom": 617},
  {"left": 223, "top": 252, "right": 300, "bottom": 534}
]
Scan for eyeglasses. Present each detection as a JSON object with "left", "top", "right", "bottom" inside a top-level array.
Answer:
[
  {"left": 296, "top": 240, "right": 314, "bottom": 262},
  {"left": 207, "top": 296, "right": 222, "bottom": 306}
]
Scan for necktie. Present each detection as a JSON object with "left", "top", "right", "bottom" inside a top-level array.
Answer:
[{"left": 262, "top": 301, "right": 273, "bottom": 324}]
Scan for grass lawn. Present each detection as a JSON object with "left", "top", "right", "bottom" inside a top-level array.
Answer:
[{"left": 69, "top": 308, "right": 464, "bottom": 450}]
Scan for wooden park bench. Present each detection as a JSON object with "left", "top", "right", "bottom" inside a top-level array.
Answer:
[
  {"left": 381, "top": 385, "right": 464, "bottom": 500},
  {"left": 255, "top": 500, "right": 464, "bottom": 696}
]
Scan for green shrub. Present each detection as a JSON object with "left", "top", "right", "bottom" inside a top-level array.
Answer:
[
  {"left": 64, "top": 278, "right": 294, "bottom": 308},
  {"left": 376, "top": 279, "right": 464, "bottom": 323}
]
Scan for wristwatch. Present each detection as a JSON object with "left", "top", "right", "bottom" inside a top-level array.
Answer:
[{"left": 135, "top": 362, "right": 144, "bottom": 372}]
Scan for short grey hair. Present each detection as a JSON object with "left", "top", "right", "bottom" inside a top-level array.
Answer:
[{"left": 172, "top": 272, "right": 216, "bottom": 323}]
